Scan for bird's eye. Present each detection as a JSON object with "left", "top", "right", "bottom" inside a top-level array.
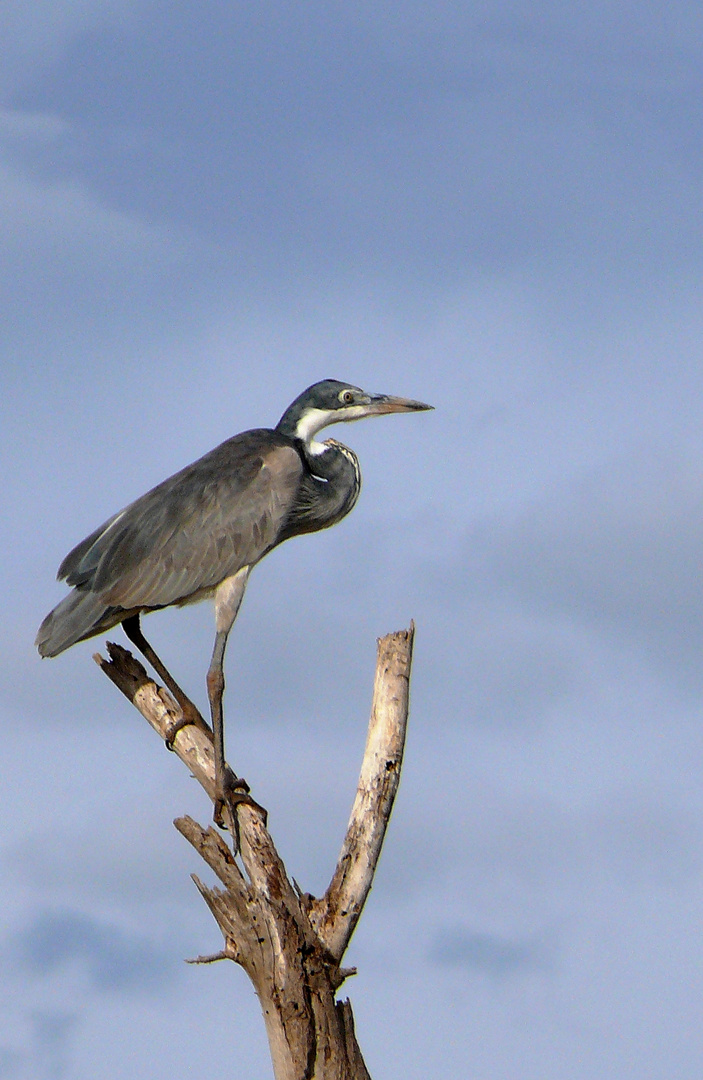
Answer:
[{"left": 340, "top": 389, "right": 355, "bottom": 404}]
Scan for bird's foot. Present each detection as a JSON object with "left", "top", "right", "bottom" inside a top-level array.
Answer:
[
  {"left": 214, "top": 766, "right": 268, "bottom": 841},
  {"left": 164, "top": 701, "right": 211, "bottom": 750}
]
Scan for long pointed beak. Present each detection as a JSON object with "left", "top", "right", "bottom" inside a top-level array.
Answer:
[{"left": 363, "top": 393, "right": 434, "bottom": 416}]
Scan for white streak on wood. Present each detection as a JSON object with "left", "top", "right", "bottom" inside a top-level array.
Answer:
[{"left": 310, "top": 625, "right": 414, "bottom": 960}]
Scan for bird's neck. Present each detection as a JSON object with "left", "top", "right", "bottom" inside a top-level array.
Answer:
[{"left": 293, "top": 437, "right": 362, "bottom": 533}]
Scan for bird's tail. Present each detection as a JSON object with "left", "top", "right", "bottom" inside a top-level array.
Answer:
[{"left": 35, "top": 590, "right": 116, "bottom": 658}]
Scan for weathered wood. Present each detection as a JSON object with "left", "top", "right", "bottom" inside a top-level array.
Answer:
[
  {"left": 309, "top": 625, "right": 414, "bottom": 959},
  {"left": 94, "top": 643, "right": 220, "bottom": 802},
  {"left": 96, "top": 625, "right": 416, "bottom": 1079}
]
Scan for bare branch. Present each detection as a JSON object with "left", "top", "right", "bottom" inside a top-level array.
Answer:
[
  {"left": 310, "top": 624, "right": 414, "bottom": 960},
  {"left": 95, "top": 625, "right": 416, "bottom": 1079},
  {"left": 94, "top": 643, "right": 221, "bottom": 803},
  {"left": 185, "top": 950, "right": 231, "bottom": 965}
]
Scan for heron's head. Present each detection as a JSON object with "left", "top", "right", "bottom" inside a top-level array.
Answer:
[{"left": 276, "top": 379, "right": 433, "bottom": 447}]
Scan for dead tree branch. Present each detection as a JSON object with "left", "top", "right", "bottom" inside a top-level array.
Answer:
[{"left": 94, "top": 623, "right": 415, "bottom": 1080}]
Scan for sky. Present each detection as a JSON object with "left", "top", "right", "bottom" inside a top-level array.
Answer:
[{"left": 3, "top": 2, "right": 703, "bottom": 1077}]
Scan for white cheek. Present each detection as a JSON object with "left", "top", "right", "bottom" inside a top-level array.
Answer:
[{"left": 294, "top": 407, "right": 334, "bottom": 442}]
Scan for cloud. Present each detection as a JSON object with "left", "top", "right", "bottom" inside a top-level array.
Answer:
[
  {"left": 29, "top": 1011, "right": 77, "bottom": 1080},
  {"left": 1, "top": 0, "right": 150, "bottom": 95},
  {"left": 0, "top": 1004, "right": 81, "bottom": 1080},
  {"left": 0, "top": 106, "right": 70, "bottom": 143},
  {"left": 0, "top": 145, "right": 190, "bottom": 263},
  {"left": 405, "top": 779, "right": 703, "bottom": 940},
  {"left": 16, "top": 909, "right": 177, "bottom": 992},
  {"left": 431, "top": 926, "right": 554, "bottom": 976},
  {"left": 461, "top": 449, "right": 703, "bottom": 694},
  {"left": 9, "top": 2, "right": 703, "bottom": 286}
]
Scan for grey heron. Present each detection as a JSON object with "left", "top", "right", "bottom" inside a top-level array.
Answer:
[{"left": 36, "top": 379, "right": 432, "bottom": 822}]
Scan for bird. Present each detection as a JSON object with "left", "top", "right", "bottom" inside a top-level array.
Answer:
[{"left": 36, "top": 379, "right": 432, "bottom": 823}]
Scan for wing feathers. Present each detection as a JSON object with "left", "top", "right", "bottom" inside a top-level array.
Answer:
[
  {"left": 75, "top": 433, "right": 302, "bottom": 611},
  {"left": 38, "top": 431, "right": 304, "bottom": 654}
]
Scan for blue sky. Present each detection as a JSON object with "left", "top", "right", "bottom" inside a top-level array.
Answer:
[{"left": 3, "top": 3, "right": 703, "bottom": 1077}]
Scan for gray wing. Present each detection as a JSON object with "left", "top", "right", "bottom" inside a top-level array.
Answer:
[{"left": 61, "top": 433, "right": 303, "bottom": 611}]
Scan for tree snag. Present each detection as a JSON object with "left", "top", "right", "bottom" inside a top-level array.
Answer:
[{"left": 94, "top": 623, "right": 415, "bottom": 1080}]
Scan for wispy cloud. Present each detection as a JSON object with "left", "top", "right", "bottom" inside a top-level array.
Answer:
[
  {"left": 16, "top": 909, "right": 177, "bottom": 992},
  {"left": 462, "top": 449, "right": 703, "bottom": 694},
  {"left": 1, "top": 0, "right": 149, "bottom": 95},
  {"left": 431, "top": 926, "right": 555, "bottom": 976}
]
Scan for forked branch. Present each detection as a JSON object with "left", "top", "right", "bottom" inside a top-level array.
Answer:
[{"left": 95, "top": 623, "right": 415, "bottom": 1080}]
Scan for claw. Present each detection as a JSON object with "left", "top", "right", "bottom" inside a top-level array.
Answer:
[
  {"left": 213, "top": 768, "right": 267, "bottom": 851},
  {"left": 163, "top": 702, "right": 212, "bottom": 750}
]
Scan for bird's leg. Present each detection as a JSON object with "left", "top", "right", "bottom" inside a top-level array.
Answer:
[
  {"left": 208, "top": 567, "right": 265, "bottom": 837},
  {"left": 207, "top": 627, "right": 264, "bottom": 842},
  {"left": 121, "top": 614, "right": 211, "bottom": 744},
  {"left": 207, "top": 626, "right": 245, "bottom": 828}
]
